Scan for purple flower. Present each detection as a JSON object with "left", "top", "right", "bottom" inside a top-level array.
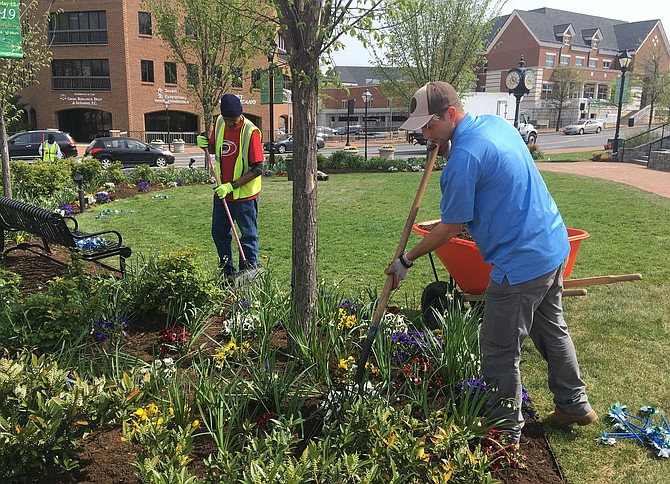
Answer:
[
  {"left": 176, "top": 179, "right": 184, "bottom": 186},
  {"left": 138, "top": 181, "right": 149, "bottom": 191},
  {"left": 339, "top": 299, "right": 359, "bottom": 315},
  {"left": 59, "top": 204, "right": 75, "bottom": 216}
]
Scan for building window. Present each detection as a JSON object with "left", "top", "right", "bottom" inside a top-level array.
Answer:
[
  {"left": 545, "top": 53, "right": 556, "bottom": 68},
  {"left": 186, "top": 64, "right": 198, "bottom": 86},
  {"left": 52, "top": 59, "right": 110, "bottom": 91},
  {"left": 563, "top": 34, "right": 571, "bottom": 45},
  {"left": 542, "top": 82, "right": 553, "bottom": 98},
  {"left": 598, "top": 85, "right": 609, "bottom": 99},
  {"left": 231, "top": 67, "right": 242, "bottom": 88},
  {"left": 603, "top": 60, "right": 611, "bottom": 69},
  {"left": 341, "top": 100, "right": 348, "bottom": 109},
  {"left": 592, "top": 39, "right": 599, "bottom": 49},
  {"left": 584, "top": 86, "right": 595, "bottom": 98},
  {"left": 164, "top": 62, "right": 177, "bottom": 84},
  {"left": 575, "top": 57, "right": 584, "bottom": 67},
  {"left": 138, "top": 12, "right": 152, "bottom": 35},
  {"left": 589, "top": 59, "right": 597, "bottom": 68},
  {"left": 185, "top": 17, "right": 196, "bottom": 38},
  {"left": 49, "top": 11, "right": 108, "bottom": 45},
  {"left": 141, "top": 60, "right": 154, "bottom": 83},
  {"left": 251, "top": 69, "right": 263, "bottom": 89},
  {"left": 560, "top": 55, "right": 569, "bottom": 66}
]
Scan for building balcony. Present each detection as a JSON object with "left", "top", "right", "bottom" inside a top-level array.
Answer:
[
  {"left": 49, "top": 30, "right": 108, "bottom": 46},
  {"left": 52, "top": 76, "right": 111, "bottom": 91}
]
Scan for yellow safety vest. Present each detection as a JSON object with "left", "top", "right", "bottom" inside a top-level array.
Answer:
[
  {"left": 42, "top": 142, "right": 58, "bottom": 162},
  {"left": 214, "top": 116, "right": 261, "bottom": 199}
]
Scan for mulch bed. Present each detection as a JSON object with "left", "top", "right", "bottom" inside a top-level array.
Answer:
[{"left": 1, "top": 187, "right": 565, "bottom": 483}]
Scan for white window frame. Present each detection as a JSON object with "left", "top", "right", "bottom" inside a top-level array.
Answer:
[
  {"left": 589, "top": 58, "right": 597, "bottom": 68},
  {"left": 575, "top": 57, "right": 584, "bottom": 67},
  {"left": 560, "top": 55, "right": 570, "bottom": 66},
  {"left": 545, "top": 53, "right": 556, "bottom": 68},
  {"left": 603, "top": 60, "right": 611, "bottom": 69}
]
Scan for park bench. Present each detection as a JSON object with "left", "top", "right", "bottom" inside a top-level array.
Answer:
[
  {"left": 536, "top": 119, "right": 550, "bottom": 129},
  {"left": 0, "top": 196, "right": 132, "bottom": 276}
]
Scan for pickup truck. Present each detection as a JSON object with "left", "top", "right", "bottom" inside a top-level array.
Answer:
[
  {"left": 407, "top": 129, "right": 427, "bottom": 145},
  {"left": 515, "top": 113, "right": 538, "bottom": 144}
]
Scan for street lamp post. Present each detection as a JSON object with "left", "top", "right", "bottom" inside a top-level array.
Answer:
[
  {"left": 362, "top": 89, "right": 372, "bottom": 161},
  {"left": 613, "top": 49, "right": 632, "bottom": 155},
  {"left": 267, "top": 38, "right": 278, "bottom": 169},
  {"left": 163, "top": 99, "right": 171, "bottom": 151}
]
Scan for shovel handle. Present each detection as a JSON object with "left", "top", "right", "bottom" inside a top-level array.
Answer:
[{"left": 355, "top": 146, "right": 441, "bottom": 390}]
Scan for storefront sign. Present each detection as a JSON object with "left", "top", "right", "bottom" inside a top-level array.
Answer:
[
  {"left": 156, "top": 87, "right": 190, "bottom": 105},
  {"left": 0, "top": 0, "right": 23, "bottom": 58},
  {"left": 59, "top": 92, "right": 103, "bottom": 106}
]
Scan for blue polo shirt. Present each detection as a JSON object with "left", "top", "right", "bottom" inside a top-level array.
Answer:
[{"left": 439, "top": 113, "right": 569, "bottom": 285}]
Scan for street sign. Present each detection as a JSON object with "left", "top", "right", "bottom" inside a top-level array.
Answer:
[
  {"left": 613, "top": 73, "right": 630, "bottom": 105},
  {"left": 0, "top": 0, "right": 23, "bottom": 59},
  {"left": 260, "top": 72, "right": 284, "bottom": 104}
]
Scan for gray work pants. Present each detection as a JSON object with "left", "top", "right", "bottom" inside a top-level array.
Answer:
[{"left": 479, "top": 259, "right": 592, "bottom": 442}]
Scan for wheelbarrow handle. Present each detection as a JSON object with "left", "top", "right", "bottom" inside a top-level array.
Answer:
[{"left": 563, "top": 273, "right": 643, "bottom": 288}]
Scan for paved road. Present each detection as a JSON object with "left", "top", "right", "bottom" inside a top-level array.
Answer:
[{"left": 537, "top": 161, "right": 670, "bottom": 199}]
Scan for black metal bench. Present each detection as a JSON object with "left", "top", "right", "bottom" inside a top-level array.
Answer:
[{"left": 0, "top": 195, "right": 132, "bottom": 276}]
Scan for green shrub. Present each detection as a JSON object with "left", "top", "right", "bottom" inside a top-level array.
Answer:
[
  {"left": 0, "top": 352, "right": 112, "bottom": 479},
  {"left": 0, "top": 268, "right": 21, "bottom": 307},
  {"left": 128, "top": 164, "right": 155, "bottom": 184},
  {"left": 0, "top": 260, "right": 108, "bottom": 353},
  {"left": 528, "top": 143, "right": 543, "bottom": 160},
  {"left": 123, "top": 249, "right": 223, "bottom": 322}
]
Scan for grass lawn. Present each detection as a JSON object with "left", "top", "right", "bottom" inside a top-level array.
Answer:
[{"left": 78, "top": 170, "right": 670, "bottom": 483}]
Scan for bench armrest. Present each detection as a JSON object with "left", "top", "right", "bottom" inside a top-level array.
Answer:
[
  {"left": 63, "top": 216, "right": 79, "bottom": 231},
  {"left": 71, "top": 228, "right": 126, "bottom": 246}
]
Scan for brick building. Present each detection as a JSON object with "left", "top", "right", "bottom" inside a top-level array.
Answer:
[
  {"left": 480, "top": 8, "right": 670, "bottom": 127},
  {"left": 19, "top": 0, "right": 287, "bottom": 144}
]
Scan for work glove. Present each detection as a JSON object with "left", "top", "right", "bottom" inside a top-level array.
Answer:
[
  {"left": 214, "top": 182, "right": 234, "bottom": 199},
  {"left": 384, "top": 252, "right": 413, "bottom": 290},
  {"left": 197, "top": 134, "right": 209, "bottom": 149}
]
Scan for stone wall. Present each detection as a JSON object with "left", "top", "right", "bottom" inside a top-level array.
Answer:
[{"left": 648, "top": 150, "right": 670, "bottom": 172}]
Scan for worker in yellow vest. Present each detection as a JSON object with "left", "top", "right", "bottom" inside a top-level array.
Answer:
[
  {"left": 197, "top": 94, "right": 264, "bottom": 280},
  {"left": 38, "top": 134, "right": 63, "bottom": 162}
]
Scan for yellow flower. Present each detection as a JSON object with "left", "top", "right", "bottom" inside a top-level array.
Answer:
[
  {"left": 168, "top": 406, "right": 175, "bottom": 417},
  {"left": 192, "top": 419, "right": 200, "bottom": 428},
  {"left": 146, "top": 403, "right": 159, "bottom": 416},
  {"left": 133, "top": 407, "right": 147, "bottom": 420}
]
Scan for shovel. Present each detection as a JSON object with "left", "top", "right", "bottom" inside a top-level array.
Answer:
[
  {"left": 354, "top": 145, "right": 440, "bottom": 393},
  {"left": 203, "top": 147, "right": 263, "bottom": 287}
]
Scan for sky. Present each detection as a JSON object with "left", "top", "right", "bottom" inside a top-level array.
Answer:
[{"left": 330, "top": 0, "right": 670, "bottom": 67}]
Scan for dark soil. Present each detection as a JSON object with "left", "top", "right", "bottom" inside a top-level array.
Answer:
[{"left": 1, "top": 188, "right": 564, "bottom": 483}]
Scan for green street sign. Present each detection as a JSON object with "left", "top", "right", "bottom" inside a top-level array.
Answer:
[
  {"left": 260, "top": 72, "right": 284, "bottom": 104},
  {"left": 0, "top": 0, "right": 23, "bottom": 59}
]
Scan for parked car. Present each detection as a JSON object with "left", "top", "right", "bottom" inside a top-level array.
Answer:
[
  {"left": 563, "top": 119, "right": 603, "bottom": 135},
  {"left": 84, "top": 137, "right": 175, "bottom": 168},
  {"left": 335, "top": 125, "right": 362, "bottom": 136},
  {"left": 316, "top": 126, "right": 337, "bottom": 139},
  {"left": 264, "top": 135, "right": 325, "bottom": 154},
  {"left": 7, "top": 129, "right": 78, "bottom": 160}
]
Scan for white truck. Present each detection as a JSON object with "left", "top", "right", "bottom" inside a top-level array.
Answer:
[{"left": 461, "top": 92, "right": 538, "bottom": 145}]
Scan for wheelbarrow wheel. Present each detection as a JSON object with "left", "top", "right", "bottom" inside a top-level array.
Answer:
[{"left": 422, "top": 281, "right": 454, "bottom": 330}]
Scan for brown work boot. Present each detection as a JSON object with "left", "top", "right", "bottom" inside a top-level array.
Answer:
[{"left": 545, "top": 409, "right": 598, "bottom": 429}]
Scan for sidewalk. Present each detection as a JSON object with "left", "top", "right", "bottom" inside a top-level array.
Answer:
[{"left": 537, "top": 161, "right": 670, "bottom": 199}]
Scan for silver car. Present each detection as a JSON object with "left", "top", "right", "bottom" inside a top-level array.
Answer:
[{"left": 563, "top": 119, "right": 603, "bottom": 135}]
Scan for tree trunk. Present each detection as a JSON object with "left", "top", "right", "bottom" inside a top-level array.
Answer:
[
  {"left": 0, "top": 100, "right": 12, "bottom": 198},
  {"left": 289, "top": 68, "right": 319, "bottom": 335}
]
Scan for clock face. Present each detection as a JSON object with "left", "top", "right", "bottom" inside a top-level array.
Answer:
[
  {"left": 523, "top": 70, "right": 535, "bottom": 90},
  {"left": 505, "top": 70, "right": 521, "bottom": 90}
]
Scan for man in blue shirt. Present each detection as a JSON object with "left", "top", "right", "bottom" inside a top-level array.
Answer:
[{"left": 386, "top": 82, "right": 597, "bottom": 444}]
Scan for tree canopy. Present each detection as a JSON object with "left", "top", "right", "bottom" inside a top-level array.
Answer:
[{"left": 1, "top": 0, "right": 54, "bottom": 198}]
